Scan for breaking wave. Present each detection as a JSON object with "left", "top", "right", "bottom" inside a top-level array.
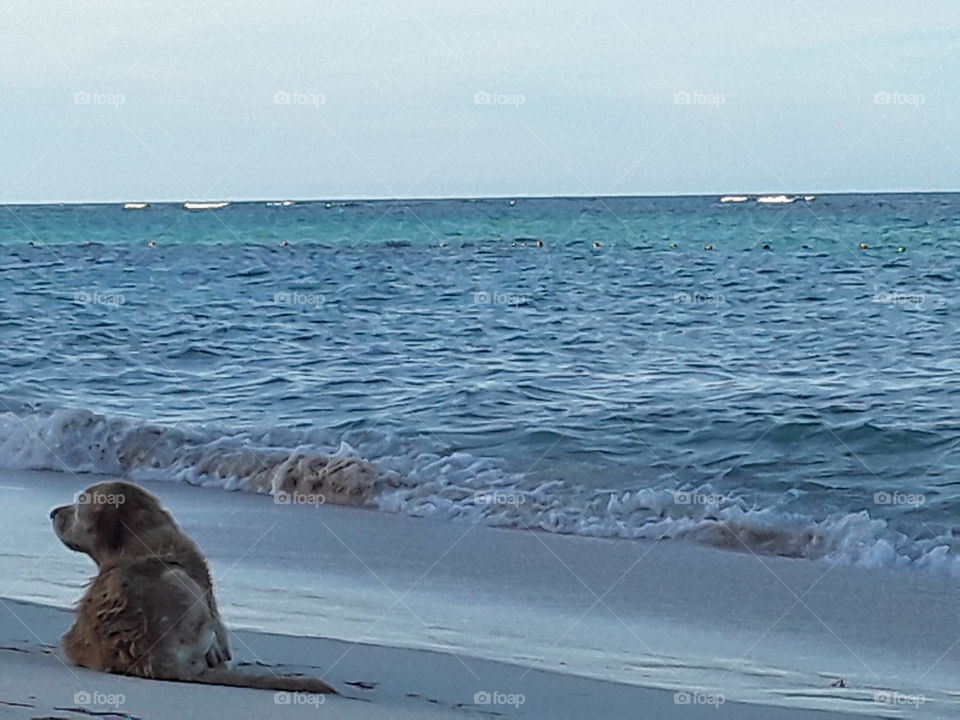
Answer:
[{"left": 2, "top": 407, "right": 958, "bottom": 575}]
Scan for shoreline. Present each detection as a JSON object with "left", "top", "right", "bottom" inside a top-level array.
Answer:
[
  {"left": 1, "top": 469, "right": 955, "bottom": 717},
  {"left": 0, "top": 599, "right": 862, "bottom": 720}
]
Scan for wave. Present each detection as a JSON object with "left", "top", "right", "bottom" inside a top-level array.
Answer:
[
  {"left": 1, "top": 407, "right": 958, "bottom": 575},
  {"left": 0, "top": 408, "right": 388, "bottom": 505}
]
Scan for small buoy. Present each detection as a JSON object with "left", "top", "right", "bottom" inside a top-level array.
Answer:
[
  {"left": 897, "top": 246, "right": 906, "bottom": 253},
  {"left": 509, "top": 199, "right": 517, "bottom": 206},
  {"left": 761, "top": 243, "right": 771, "bottom": 250},
  {"left": 858, "top": 243, "right": 870, "bottom": 250},
  {"left": 439, "top": 241, "right": 449, "bottom": 248},
  {"left": 592, "top": 241, "right": 602, "bottom": 248},
  {"left": 535, "top": 240, "right": 544, "bottom": 247},
  {"left": 147, "top": 240, "right": 157, "bottom": 247},
  {"left": 668, "top": 242, "right": 678, "bottom": 249},
  {"left": 704, "top": 244, "right": 715, "bottom": 250},
  {"left": 279, "top": 240, "right": 290, "bottom": 247}
]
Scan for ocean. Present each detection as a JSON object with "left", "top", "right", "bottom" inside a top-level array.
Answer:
[{"left": 2, "top": 194, "right": 959, "bottom": 572}]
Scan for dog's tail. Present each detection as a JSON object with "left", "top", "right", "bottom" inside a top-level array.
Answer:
[{"left": 194, "top": 668, "right": 338, "bottom": 694}]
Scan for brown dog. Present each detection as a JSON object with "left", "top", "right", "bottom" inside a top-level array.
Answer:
[{"left": 50, "top": 480, "right": 337, "bottom": 694}]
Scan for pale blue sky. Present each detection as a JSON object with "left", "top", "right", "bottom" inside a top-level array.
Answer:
[{"left": 1, "top": 1, "right": 958, "bottom": 202}]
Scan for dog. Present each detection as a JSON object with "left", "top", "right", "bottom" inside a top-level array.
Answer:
[{"left": 50, "top": 480, "right": 337, "bottom": 694}]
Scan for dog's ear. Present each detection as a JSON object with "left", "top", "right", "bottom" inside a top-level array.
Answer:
[{"left": 89, "top": 499, "right": 126, "bottom": 553}]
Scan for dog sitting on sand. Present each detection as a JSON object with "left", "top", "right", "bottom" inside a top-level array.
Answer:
[{"left": 50, "top": 480, "right": 337, "bottom": 694}]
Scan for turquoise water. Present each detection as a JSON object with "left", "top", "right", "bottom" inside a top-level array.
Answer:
[{"left": 2, "top": 194, "right": 960, "bottom": 570}]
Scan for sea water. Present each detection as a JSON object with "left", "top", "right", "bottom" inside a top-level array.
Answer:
[{"left": 2, "top": 194, "right": 959, "bottom": 572}]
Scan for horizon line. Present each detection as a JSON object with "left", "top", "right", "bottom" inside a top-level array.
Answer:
[{"left": 3, "top": 188, "right": 960, "bottom": 207}]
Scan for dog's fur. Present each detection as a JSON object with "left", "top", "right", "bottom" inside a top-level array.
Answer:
[{"left": 51, "top": 481, "right": 336, "bottom": 694}]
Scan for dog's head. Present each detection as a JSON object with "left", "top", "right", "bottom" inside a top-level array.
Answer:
[{"left": 50, "top": 481, "right": 180, "bottom": 565}]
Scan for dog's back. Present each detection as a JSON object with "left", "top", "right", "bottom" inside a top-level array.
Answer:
[{"left": 64, "top": 556, "right": 224, "bottom": 677}]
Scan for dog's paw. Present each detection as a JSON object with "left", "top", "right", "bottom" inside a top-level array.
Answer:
[{"left": 205, "top": 644, "right": 231, "bottom": 667}]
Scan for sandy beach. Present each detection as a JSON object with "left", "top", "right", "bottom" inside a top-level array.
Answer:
[{"left": 1, "top": 470, "right": 955, "bottom": 718}]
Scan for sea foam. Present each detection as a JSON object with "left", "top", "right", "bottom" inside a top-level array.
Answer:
[{"left": 2, "top": 407, "right": 958, "bottom": 575}]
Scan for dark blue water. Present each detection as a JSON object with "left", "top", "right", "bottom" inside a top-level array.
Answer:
[{"left": 2, "top": 194, "right": 959, "bottom": 569}]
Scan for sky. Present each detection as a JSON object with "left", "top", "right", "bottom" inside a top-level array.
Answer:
[{"left": 1, "top": 1, "right": 958, "bottom": 203}]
